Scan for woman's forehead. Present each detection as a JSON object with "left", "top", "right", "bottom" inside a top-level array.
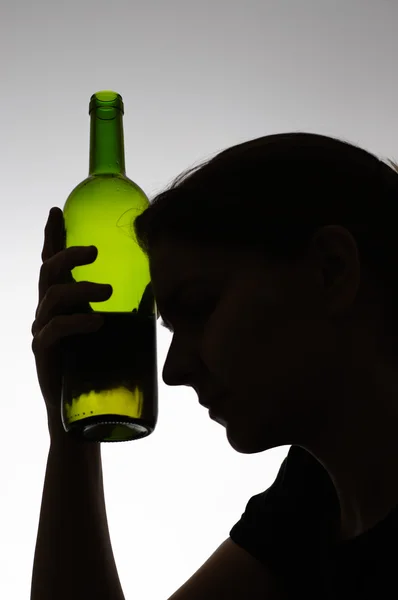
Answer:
[
  {"left": 149, "top": 240, "right": 273, "bottom": 308},
  {"left": 149, "top": 238, "right": 259, "bottom": 274},
  {"left": 150, "top": 248, "right": 222, "bottom": 299},
  {"left": 150, "top": 241, "right": 222, "bottom": 280},
  {"left": 149, "top": 240, "right": 245, "bottom": 301}
]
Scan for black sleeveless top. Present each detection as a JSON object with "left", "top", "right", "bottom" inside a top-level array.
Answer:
[{"left": 230, "top": 445, "right": 398, "bottom": 599}]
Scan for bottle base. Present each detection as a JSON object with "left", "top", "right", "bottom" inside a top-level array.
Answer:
[{"left": 64, "top": 414, "right": 154, "bottom": 443}]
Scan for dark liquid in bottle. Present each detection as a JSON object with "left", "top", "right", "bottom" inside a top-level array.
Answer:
[{"left": 61, "top": 311, "right": 158, "bottom": 442}]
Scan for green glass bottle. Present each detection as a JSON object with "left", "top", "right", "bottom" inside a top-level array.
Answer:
[{"left": 61, "top": 90, "right": 158, "bottom": 443}]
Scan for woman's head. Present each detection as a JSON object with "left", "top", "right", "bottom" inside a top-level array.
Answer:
[{"left": 133, "top": 132, "right": 398, "bottom": 454}]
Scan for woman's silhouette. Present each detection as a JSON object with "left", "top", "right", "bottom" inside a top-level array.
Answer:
[{"left": 31, "top": 132, "right": 398, "bottom": 599}]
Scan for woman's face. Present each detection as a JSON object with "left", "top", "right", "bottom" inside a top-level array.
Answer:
[{"left": 149, "top": 228, "right": 363, "bottom": 454}]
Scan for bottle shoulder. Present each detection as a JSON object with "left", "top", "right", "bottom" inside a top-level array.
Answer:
[{"left": 64, "top": 174, "right": 149, "bottom": 210}]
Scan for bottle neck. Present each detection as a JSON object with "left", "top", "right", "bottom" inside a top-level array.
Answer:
[{"left": 89, "top": 107, "right": 126, "bottom": 176}]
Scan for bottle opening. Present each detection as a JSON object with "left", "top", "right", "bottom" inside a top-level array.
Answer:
[
  {"left": 95, "top": 91, "right": 118, "bottom": 102},
  {"left": 89, "top": 90, "right": 124, "bottom": 115}
]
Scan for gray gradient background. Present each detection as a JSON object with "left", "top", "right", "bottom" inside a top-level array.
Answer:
[{"left": 1, "top": 0, "right": 398, "bottom": 597}]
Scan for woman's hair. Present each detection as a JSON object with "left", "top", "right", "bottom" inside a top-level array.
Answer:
[{"left": 133, "top": 131, "right": 398, "bottom": 319}]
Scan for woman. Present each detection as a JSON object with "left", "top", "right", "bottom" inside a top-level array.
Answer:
[{"left": 31, "top": 132, "right": 398, "bottom": 599}]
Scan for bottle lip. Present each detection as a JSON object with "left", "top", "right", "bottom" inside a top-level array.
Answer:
[{"left": 89, "top": 91, "right": 124, "bottom": 115}]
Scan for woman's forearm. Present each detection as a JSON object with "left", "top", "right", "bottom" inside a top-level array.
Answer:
[{"left": 31, "top": 424, "right": 125, "bottom": 600}]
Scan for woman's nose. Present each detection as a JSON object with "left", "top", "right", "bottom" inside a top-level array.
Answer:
[{"left": 162, "top": 344, "right": 192, "bottom": 387}]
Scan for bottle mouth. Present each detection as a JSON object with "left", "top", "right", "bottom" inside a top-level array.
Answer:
[{"left": 89, "top": 91, "right": 124, "bottom": 117}]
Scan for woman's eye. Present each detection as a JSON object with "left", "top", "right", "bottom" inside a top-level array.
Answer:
[
  {"left": 185, "top": 300, "right": 217, "bottom": 322},
  {"left": 160, "top": 299, "right": 217, "bottom": 333}
]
